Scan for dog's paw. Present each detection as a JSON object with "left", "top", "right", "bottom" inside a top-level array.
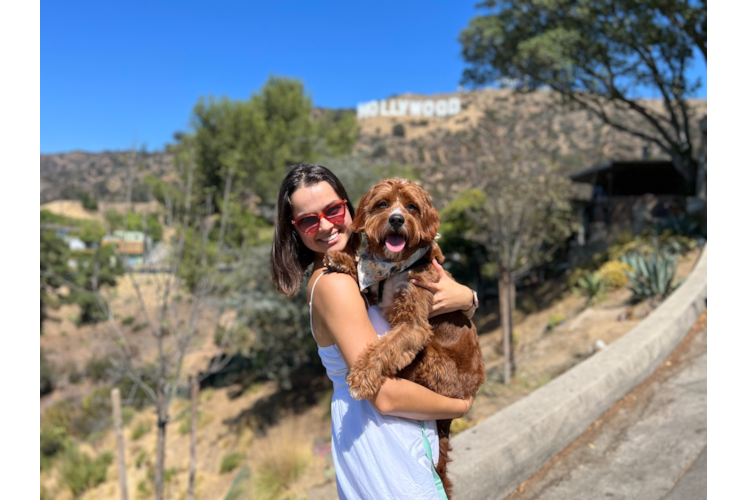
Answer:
[
  {"left": 322, "top": 252, "right": 357, "bottom": 278},
  {"left": 346, "top": 368, "right": 380, "bottom": 401}
]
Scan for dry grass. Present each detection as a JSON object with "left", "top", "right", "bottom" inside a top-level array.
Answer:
[{"left": 249, "top": 415, "right": 314, "bottom": 500}]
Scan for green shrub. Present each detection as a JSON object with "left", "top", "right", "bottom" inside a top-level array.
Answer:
[
  {"left": 58, "top": 446, "right": 113, "bottom": 496},
  {"left": 135, "top": 450, "right": 149, "bottom": 469},
  {"left": 546, "top": 313, "right": 566, "bottom": 331},
  {"left": 621, "top": 246, "right": 681, "bottom": 302},
  {"left": 220, "top": 452, "right": 244, "bottom": 474},
  {"left": 86, "top": 357, "right": 112, "bottom": 382},
  {"left": 131, "top": 322, "right": 148, "bottom": 333},
  {"left": 122, "top": 407, "right": 136, "bottom": 426},
  {"left": 40, "top": 425, "right": 70, "bottom": 470},
  {"left": 136, "top": 479, "right": 151, "bottom": 498},
  {"left": 598, "top": 260, "right": 633, "bottom": 289},
  {"left": 576, "top": 272, "right": 606, "bottom": 304},
  {"left": 131, "top": 422, "right": 151, "bottom": 441},
  {"left": 41, "top": 348, "right": 55, "bottom": 396},
  {"left": 121, "top": 316, "right": 135, "bottom": 326}
]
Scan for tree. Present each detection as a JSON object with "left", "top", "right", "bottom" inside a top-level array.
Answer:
[
  {"left": 74, "top": 146, "right": 247, "bottom": 500},
  {"left": 67, "top": 245, "right": 125, "bottom": 324},
  {"left": 459, "top": 0, "right": 706, "bottom": 190},
  {"left": 438, "top": 108, "right": 576, "bottom": 383},
  {"left": 40, "top": 225, "right": 70, "bottom": 331},
  {"left": 178, "top": 76, "right": 358, "bottom": 220}
]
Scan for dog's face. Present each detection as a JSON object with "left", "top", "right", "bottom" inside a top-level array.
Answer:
[{"left": 352, "top": 178, "right": 440, "bottom": 261}]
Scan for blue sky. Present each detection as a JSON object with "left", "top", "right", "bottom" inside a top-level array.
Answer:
[{"left": 41, "top": 1, "right": 707, "bottom": 154}]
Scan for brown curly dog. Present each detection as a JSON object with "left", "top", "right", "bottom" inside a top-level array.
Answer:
[{"left": 323, "top": 178, "right": 485, "bottom": 498}]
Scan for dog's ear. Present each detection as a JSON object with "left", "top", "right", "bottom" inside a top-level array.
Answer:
[
  {"left": 350, "top": 191, "right": 371, "bottom": 233},
  {"left": 419, "top": 198, "right": 440, "bottom": 242}
]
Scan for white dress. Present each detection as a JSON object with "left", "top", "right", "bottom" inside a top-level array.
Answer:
[{"left": 309, "top": 273, "right": 442, "bottom": 500}]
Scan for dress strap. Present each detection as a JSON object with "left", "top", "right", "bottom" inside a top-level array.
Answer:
[{"left": 308, "top": 271, "right": 328, "bottom": 342}]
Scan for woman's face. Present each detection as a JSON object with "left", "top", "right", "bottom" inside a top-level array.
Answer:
[{"left": 290, "top": 181, "right": 353, "bottom": 256}]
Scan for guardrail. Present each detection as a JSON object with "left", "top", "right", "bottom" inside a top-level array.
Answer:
[{"left": 450, "top": 245, "right": 708, "bottom": 500}]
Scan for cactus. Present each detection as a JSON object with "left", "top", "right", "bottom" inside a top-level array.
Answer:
[
  {"left": 577, "top": 272, "right": 606, "bottom": 304},
  {"left": 620, "top": 245, "right": 681, "bottom": 302}
]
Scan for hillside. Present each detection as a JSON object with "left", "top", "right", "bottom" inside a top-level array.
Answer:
[
  {"left": 355, "top": 88, "right": 706, "bottom": 171},
  {"left": 40, "top": 90, "right": 706, "bottom": 206},
  {"left": 40, "top": 150, "right": 173, "bottom": 204}
]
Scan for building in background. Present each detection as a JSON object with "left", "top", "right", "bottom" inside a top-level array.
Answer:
[{"left": 101, "top": 230, "right": 153, "bottom": 266}]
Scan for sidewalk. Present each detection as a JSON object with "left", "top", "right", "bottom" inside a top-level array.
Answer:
[{"left": 506, "top": 310, "right": 707, "bottom": 500}]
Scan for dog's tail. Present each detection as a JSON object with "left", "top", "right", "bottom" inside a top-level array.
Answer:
[{"left": 436, "top": 419, "right": 454, "bottom": 499}]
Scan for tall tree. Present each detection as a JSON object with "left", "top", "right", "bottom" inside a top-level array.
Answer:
[
  {"left": 438, "top": 107, "right": 576, "bottom": 383},
  {"left": 181, "top": 76, "right": 358, "bottom": 220},
  {"left": 40, "top": 225, "right": 70, "bottom": 332},
  {"left": 459, "top": 0, "right": 706, "bottom": 190}
]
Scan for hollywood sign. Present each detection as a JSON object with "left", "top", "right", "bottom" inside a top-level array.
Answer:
[{"left": 357, "top": 97, "right": 462, "bottom": 119}]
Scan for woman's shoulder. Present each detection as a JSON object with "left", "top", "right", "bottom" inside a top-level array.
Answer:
[{"left": 313, "top": 269, "right": 360, "bottom": 297}]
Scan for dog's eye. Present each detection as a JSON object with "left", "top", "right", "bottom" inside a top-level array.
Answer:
[
  {"left": 377, "top": 200, "right": 389, "bottom": 209},
  {"left": 407, "top": 203, "right": 418, "bottom": 211}
]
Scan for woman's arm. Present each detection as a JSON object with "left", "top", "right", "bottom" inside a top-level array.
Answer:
[
  {"left": 372, "top": 378, "right": 473, "bottom": 420},
  {"left": 313, "top": 273, "right": 472, "bottom": 420},
  {"left": 410, "top": 259, "right": 478, "bottom": 319}
]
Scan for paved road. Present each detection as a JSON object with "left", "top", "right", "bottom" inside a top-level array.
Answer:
[{"left": 507, "top": 315, "right": 707, "bottom": 500}]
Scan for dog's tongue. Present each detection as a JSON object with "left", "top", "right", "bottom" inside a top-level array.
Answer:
[{"left": 385, "top": 234, "right": 406, "bottom": 253}]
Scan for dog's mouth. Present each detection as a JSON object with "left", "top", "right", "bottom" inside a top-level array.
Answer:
[{"left": 385, "top": 234, "right": 406, "bottom": 254}]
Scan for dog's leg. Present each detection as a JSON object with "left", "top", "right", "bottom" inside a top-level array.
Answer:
[
  {"left": 322, "top": 251, "right": 358, "bottom": 281},
  {"left": 346, "top": 319, "right": 432, "bottom": 400},
  {"left": 436, "top": 419, "right": 454, "bottom": 500},
  {"left": 347, "top": 284, "right": 434, "bottom": 400}
]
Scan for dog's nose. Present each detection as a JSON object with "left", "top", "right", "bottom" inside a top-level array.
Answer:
[{"left": 389, "top": 214, "right": 404, "bottom": 228}]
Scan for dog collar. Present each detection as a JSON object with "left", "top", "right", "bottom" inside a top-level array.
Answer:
[{"left": 357, "top": 246, "right": 430, "bottom": 292}]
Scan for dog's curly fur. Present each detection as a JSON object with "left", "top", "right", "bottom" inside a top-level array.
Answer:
[{"left": 324, "top": 178, "right": 486, "bottom": 498}]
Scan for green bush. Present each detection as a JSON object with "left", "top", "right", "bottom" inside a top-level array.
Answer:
[
  {"left": 546, "top": 313, "right": 566, "bottom": 331},
  {"left": 576, "top": 272, "right": 606, "bottom": 304},
  {"left": 621, "top": 246, "right": 681, "bottom": 302},
  {"left": 135, "top": 450, "right": 148, "bottom": 469},
  {"left": 41, "top": 348, "right": 55, "bottom": 396},
  {"left": 220, "top": 452, "right": 244, "bottom": 474},
  {"left": 121, "top": 316, "right": 135, "bottom": 326},
  {"left": 58, "top": 446, "right": 113, "bottom": 496},
  {"left": 67, "top": 363, "right": 84, "bottom": 384},
  {"left": 40, "top": 425, "right": 69, "bottom": 466},
  {"left": 85, "top": 356, "right": 111, "bottom": 381},
  {"left": 131, "top": 422, "right": 151, "bottom": 441}
]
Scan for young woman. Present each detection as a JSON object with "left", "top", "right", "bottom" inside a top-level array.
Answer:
[{"left": 271, "top": 163, "right": 477, "bottom": 500}]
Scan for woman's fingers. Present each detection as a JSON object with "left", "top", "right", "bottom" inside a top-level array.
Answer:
[
  {"left": 410, "top": 278, "right": 439, "bottom": 292},
  {"left": 431, "top": 259, "right": 449, "bottom": 280}
]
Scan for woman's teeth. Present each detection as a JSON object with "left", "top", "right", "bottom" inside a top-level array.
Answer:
[{"left": 321, "top": 230, "right": 339, "bottom": 242}]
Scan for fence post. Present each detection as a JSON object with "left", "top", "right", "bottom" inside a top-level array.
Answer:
[{"left": 111, "top": 387, "right": 129, "bottom": 500}]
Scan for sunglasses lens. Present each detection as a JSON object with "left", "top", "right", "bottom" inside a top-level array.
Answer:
[
  {"left": 325, "top": 202, "right": 346, "bottom": 222},
  {"left": 296, "top": 216, "right": 320, "bottom": 234}
]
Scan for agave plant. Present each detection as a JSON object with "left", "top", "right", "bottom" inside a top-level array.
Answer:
[
  {"left": 620, "top": 246, "right": 681, "bottom": 302},
  {"left": 577, "top": 272, "right": 606, "bottom": 304}
]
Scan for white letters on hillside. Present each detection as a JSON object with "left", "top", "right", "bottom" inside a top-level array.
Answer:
[{"left": 357, "top": 97, "right": 461, "bottom": 119}]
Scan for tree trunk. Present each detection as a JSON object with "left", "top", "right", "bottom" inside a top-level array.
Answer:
[
  {"left": 500, "top": 271, "right": 513, "bottom": 384},
  {"left": 509, "top": 277, "right": 516, "bottom": 375},
  {"left": 188, "top": 378, "right": 198, "bottom": 500},
  {"left": 111, "top": 388, "right": 129, "bottom": 500},
  {"left": 155, "top": 386, "right": 166, "bottom": 500}
]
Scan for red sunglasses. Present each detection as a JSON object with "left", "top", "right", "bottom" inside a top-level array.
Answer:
[{"left": 291, "top": 200, "right": 348, "bottom": 234}]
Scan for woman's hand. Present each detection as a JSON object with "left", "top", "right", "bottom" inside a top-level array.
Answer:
[{"left": 410, "top": 259, "right": 475, "bottom": 318}]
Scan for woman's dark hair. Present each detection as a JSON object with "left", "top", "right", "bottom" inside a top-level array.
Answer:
[{"left": 271, "top": 163, "right": 361, "bottom": 297}]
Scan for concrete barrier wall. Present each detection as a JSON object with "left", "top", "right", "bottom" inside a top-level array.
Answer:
[{"left": 450, "top": 246, "right": 708, "bottom": 500}]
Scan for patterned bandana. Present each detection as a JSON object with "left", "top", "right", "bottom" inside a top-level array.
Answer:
[{"left": 356, "top": 245, "right": 431, "bottom": 292}]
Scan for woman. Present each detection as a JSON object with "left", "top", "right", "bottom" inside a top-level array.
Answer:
[{"left": 271, "top": 163, "right": 477, "bottom": 500}]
